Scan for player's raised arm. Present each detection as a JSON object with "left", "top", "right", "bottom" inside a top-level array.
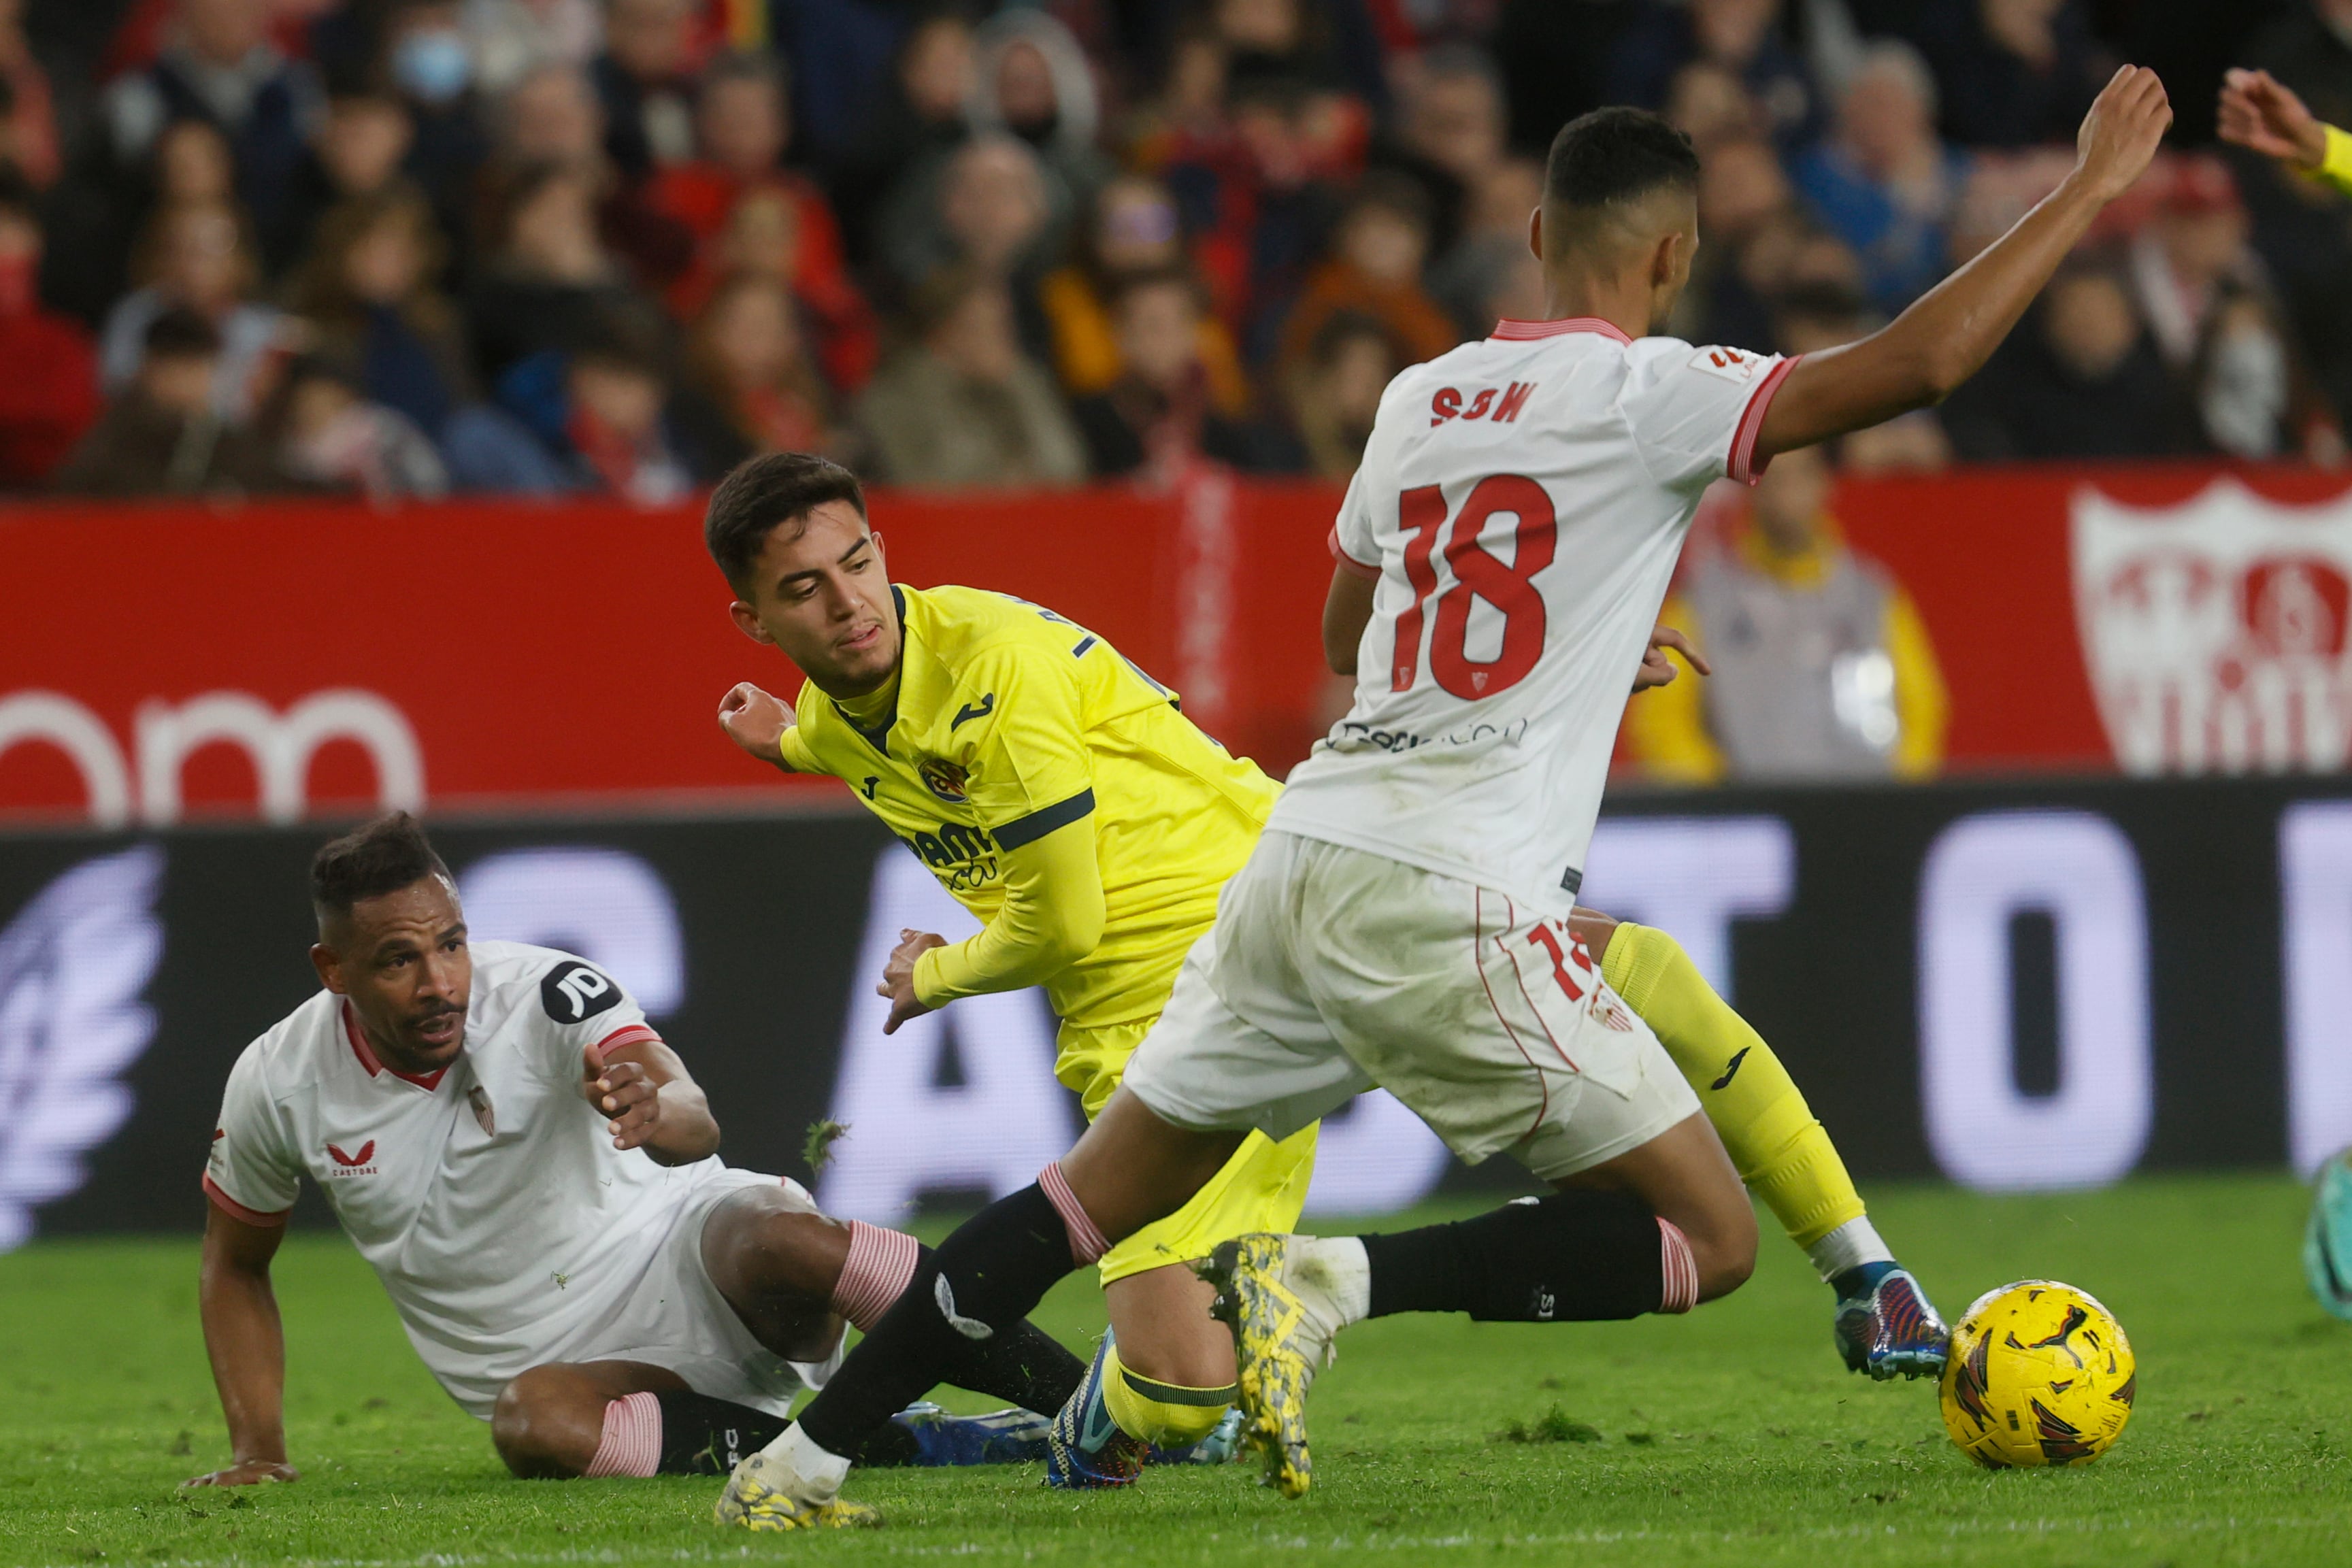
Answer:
[
  {"left": 1755, "top": 65, "right": 2171, "bottom": 463},
  {"left": 717, "top": 682, "right": 799, "bottom": 772},
  {"left": 187, "top": 1204, "right": 297, "bottom": 1488}
]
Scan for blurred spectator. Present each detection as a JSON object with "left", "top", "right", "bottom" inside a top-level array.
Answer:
[
  {"left": 553, "top": 327, "right": 697, "bottom": 500},
  {"left": 0, "top": 172, "right": 97, "bottom": 488},
  {"left": 101, "top": 198, "right": 286, "bottom": 422},
  {"left": 2128, "top": 154, "right": 2315, "bottom": 460},
  {"left": 465, "top": 0, "right": 603, "bottom": 97},
  {"left": 1791, "top": 41, "right": 1968, "bottom": 314},
  {"left": 489, "top": 61, "right": 693, "bottom": 290},
  {"left": 1070, "top": 269, "right": 1278, "bottom": 479},
  {"left": 646, "top": 52, "right": 876, "bottom": 394},
  {"left": 968, "top": 11, "right": 1110, "bottom": 210},
  {"left": 378, "top": 0, "right": 495, "bottom": 246},
  {"left": 1628, "top": 444, "right": 1948, "bottom": 782},
  {"left": 1212, "top": 0, "right": 1389, "bottom": 113},
  {"left": 288, "top": 186, "right": 471, "bottom": 435},
  {"left": 1944, "top": 262, "right": 2206, "bottom": 460},
  {"left": 1841, "top": 410, "right": 1955, "bottom": 471},
  {"left": 1663, "top": 61, "right": 1767, "bottom": 153},
  {"left": 1164, "top": 70, "right": 1353, "bottom": 361},
  {"left": 0, "top": 0, "right": 57, "bottom": 188},
  {"left": 56, "top": 307, "right": 282, "bottom": 495},
  {"left": 878, "top": 133, "right": 1064, "bottom": 355},
  {"left": 1427, "top": 157, "right": 1544, "bottom": 334},
  {"left": 679, "top": 271, "right": 838, "bottom": 468},
  {"left": 278, "top": 89, "right": 420, "bottom": 279},
  {"left": 593, "top": 0, "right": 697, "bottom": 179},
  {"left": 268, "top": 353, "right": 449, "bottom": 499},
  {"left": 827, "top": 10, "right": 974, "bottom": 264},
  {"left": 1908, "top": 0, "right": 2109, "bottom": 150},
  {"left": 1039, "top": 174, "right": 1252, "bottom": 416},
  {"left": 101, "top": 0, "right": 325, "bottom": 264},
  {"left": 1281, "top": 171, "right": 1467, "bottom": 381},
  {"left": 465, "top": 159, "right": 643, "bottom": 384},
  {"left": 1282, "top": 310, "right": 1397, "bottom": 479},
  {"left": 1373, "top": 43, "right": 1508, "bottom": 258},
  {"left": 1611, "top": 0, "right": 1817, "bottom": 150},
  {"left": 1493, "top": 0, "right": 1629, "bottom": 155},
  {"left": 853, "top": 265, "right": 1086, "bottom": 488},
  {"left": 1673, "top": 135, "right": 1793, "bottom": 346}
]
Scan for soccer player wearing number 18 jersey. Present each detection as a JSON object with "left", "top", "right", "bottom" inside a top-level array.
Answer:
[{"left": 713, "top": 71, "right": 2173, "bottom": 1522}]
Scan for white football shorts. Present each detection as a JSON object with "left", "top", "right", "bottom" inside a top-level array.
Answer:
[
  {"left": 1122, "top": 831, "right": 1701, "bottom": 1182},
  {"left": 491, "top": 1169, "right": 844, "bottom": 1419}
]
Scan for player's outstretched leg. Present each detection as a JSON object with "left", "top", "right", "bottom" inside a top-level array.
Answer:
[
  {"left": 1204, "top": 1112, "right": 1757, "bottom": 1499},
  {"left": 1578, "top": 914, "right": 1950, "bottom": 1380}
]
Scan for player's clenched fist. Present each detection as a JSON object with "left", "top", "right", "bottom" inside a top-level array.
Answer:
[
  {"left": 183, "top": 1458, "right": 297, "bottom": 1488},
  {"left": 2072, "top": 65, "right": 2172, "bottom": 203},
  {"left": 582, "top": 1044, "right": 663, "bottom": 1149},
  {"left": 878, "top": 928, "right": 948, "bottom": 1035},
  {"left": 718, "top": 681, "right": 796, "bottom": 769}
]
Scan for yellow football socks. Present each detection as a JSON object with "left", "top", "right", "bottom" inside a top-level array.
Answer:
[
  {"left": 1099, "top": 1344, "right": 1236, "bottom": 1450},
  {"left": 1601, "top": 922, "right": 1869, "bottom": 1251}
]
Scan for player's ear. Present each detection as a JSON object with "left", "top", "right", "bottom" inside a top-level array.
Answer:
[
  {"left": 867, "top": 529, "right": 887, "bottom": 575},
  {"left": 310, "top": 941, "right": 346, "bottom": 996},
  {"left": 727, "top": 598, "right": 776, "bottom": 646},
  {"left": 1526, "top": 203, "right": 1543, "bottom": 263}
]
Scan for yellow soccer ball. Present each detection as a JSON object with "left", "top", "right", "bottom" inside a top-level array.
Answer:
[{"left": 1938, "top": 1280, "right": 2136, "bottom": 1469}]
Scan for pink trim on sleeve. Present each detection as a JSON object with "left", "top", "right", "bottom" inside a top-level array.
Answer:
[
  {"left": 1327, "top": 524, "right": 1380, "bottom": 580},
  {"left": 593, "top": 1024, "right": 663, "bottom": 1055},
  {"left": 203, "top": 1173, "right": 291, "bottom": 1228},
  {"left": 1727, "top": 353, "right": 1802, "bottom": 486}
]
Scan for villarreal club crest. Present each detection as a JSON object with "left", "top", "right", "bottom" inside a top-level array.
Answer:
[{"left": 1938, "top": 1280, "right": 2135, "bottom": 1469}]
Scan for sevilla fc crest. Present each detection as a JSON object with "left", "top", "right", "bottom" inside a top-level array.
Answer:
[{"left": 2073, "top": 479, "right": 2352, "bottom": 773}]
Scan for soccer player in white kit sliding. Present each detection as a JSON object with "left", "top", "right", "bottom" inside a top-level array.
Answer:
[
  {"left": 716, "top": 69, "right": 2174, "bottom": 1527},
  {"left": 187, "top": 814, "right": 1083, "bottom": 1489}
]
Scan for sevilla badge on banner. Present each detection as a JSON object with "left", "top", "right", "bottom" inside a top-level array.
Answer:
[{"left": 2073, "top": 478, "right": 2352, "bottom": 775}]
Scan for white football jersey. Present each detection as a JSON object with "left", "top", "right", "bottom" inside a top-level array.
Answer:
[
  {"left": 1270, "top": 317, "right": 1795, "bottom": 913},
  {"left": 205, "top": 940, "right": 738, "bottom": 1414}
]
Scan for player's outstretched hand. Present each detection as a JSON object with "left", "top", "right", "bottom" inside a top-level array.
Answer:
[
  {"left": 2072, "top": 65, "right": 2172, "bottom": 205},
  {"left": 718, "top": 682, "right": 796, "bottom": 769},
  {"left": 2219, "top": 68, "right": 2327, "bottom": 171},
  {"left": 183, "top": 1458, "right": 297, "bottom": 1488},
  {"left": 582, "top": 1044, "right": 662, "bottom": 1150},
  {"left": 878, "top": 928, "right": 948, "bottom": 1035},
  {"left": 1634, "top": 624, "right": 1710, "bottom": 693}
]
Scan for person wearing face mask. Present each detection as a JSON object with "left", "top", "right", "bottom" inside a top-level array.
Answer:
[
  {"left": 0, "top": 169, "right": 97, "bottom": 488},
  {"left": 383, "top": 0, "right": 495, "bottom": 239}
]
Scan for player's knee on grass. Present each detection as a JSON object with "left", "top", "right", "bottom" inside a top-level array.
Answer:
[
  {"left": 493, "top": 1365, "right": 615, "bottom": 1479},
  {"left": 700, "top": 1189, "right": 850, "bottom": 1362}
]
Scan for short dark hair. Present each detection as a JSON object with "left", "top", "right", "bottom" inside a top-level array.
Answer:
[
  {"left": 312, "top": 812, "right": 451, "bottom": 922},
  {"left": 0, "top": 161, "right": 39, "bottom": 229},
  {"left": 1544, "top": 107, "right": 1700, "bottom": 210},
  {"left": 704, "top": 451, "right": 868, "bottom": 591},
  {"left": 144, "top": 306, "right": 222, "bottom": 361}
]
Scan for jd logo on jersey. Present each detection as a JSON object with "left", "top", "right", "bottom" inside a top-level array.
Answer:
[
  {"left": 541, "top": 961, "right": 623, "bottom": 1025},
  {"left": 918, "top": 758, "right": 971, "bottom": 804}
]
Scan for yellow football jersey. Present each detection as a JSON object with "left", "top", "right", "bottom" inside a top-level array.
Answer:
[{"left": 780, "top": 583, "right": 1279, "bottom": 1044}]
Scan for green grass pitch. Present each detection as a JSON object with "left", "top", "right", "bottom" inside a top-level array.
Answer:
[{"left": 5, "top": 1174, "right": 2350, "bottom": 1567}]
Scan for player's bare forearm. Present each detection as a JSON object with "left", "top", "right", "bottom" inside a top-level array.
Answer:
[
  {"left": 1323, "top": 567, "right": 1376, "bottom": 675},
  {"left": 586, "top": 1037, "right": 720, "bottom": 1165},
  {"left": 1757, "top": 66, "right": 2170, "bottom": 461},
  {"left": 191, "top": 1207, "right": 296, "bottom": 1486}
]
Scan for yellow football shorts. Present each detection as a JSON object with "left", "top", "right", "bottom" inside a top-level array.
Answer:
[{"left": 1055, "top": 1016, "right": 1319, "bottom": 1286}]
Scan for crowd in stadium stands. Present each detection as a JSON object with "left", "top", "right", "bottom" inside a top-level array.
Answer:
[{"left": 0, "top": 0, "right": 2342, "bottom": 503}]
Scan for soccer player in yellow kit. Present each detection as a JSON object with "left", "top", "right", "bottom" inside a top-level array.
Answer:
[{"left": 703, "top": 452, "right": 1938, "bottom": 1509}]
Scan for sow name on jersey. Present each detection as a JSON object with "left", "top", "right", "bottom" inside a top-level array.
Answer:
[
  {"left": 1430, "top": 381, "right": 1538, "bottom": 427},
  {"left": 1331, "top": 715, "right": 1531, "bottom": 754}
]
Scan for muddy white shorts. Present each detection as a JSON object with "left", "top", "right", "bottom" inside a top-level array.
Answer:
[
  {"left": 1121, "top": 832, "right": 1700, "bottom": 1182},
  {"left": 469, "top": 1169, "right": 845, "bottom": 1420}
]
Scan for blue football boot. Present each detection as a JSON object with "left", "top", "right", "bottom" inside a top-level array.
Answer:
[
  {"left": 889, "top": 1403, "right": 1054, "bottom": 1466},
  {"left": 1832, "top": 1263, "right": 1950, "bottom": 1380},
  {"left": 1044, "top": 1333, "right": 1153, "bottom": 1488},
  {"left": 2305, "top": 1146, "right": 2352, "bottom": 1320}
]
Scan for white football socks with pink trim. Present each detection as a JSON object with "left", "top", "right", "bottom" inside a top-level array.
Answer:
[{"left": 582, "top": 1390, "right": 661, "bottom": 1478}]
